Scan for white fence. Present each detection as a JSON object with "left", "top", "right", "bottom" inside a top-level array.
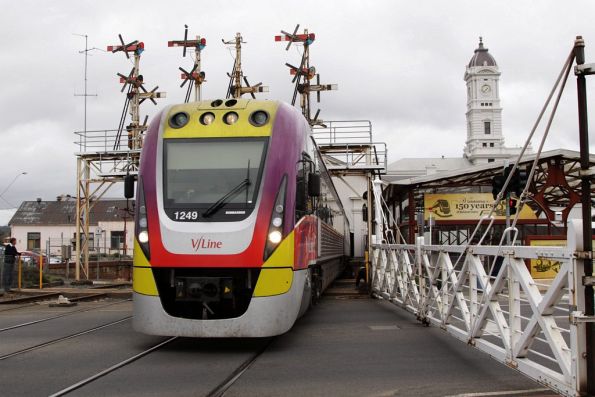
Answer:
[{"left": 370, "top": 220, "right": 592, "bottom": 396}]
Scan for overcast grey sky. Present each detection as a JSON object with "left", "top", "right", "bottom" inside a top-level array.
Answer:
[{"left": 0, "top": 0, "right": 594, "bottom": 224}]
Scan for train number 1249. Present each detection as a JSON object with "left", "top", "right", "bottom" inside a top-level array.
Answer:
[{"left": 174, "top": 211, "right": 199, "bottom": 220}]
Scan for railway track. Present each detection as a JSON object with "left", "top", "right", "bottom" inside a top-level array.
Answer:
[
  {"left": 0, "top": 292, "right": 115, "bottom": 312},
  {"left": 0, "top": 290, "right": 125, "bottom": 305},
  {"left": 44, "top": 335, "right": 274, "bottom": 396},
  {"left": 49, "top": 336, "right": 178, "bottom": 397},
  {"left": 0, "top": 291, "right": 62, "bottom": 304},
  {"left": 0, "top": 299, "right": 131, "bottom": 333},
  {"left": 2, "top": 293, "right": 272, "bottom": 396},
  {"left": 0, "top": 316, "right": 132, "bottom": 361},
  {"left": 89, "top": 282, "right": 131, "bottom": 289},
  {"left": 206, "top": 338, "right": 274, "bottom": 397}
]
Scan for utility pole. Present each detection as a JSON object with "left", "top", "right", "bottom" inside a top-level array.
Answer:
[{"left": 573, "top": 35, "right": 594, "bottom": 395}]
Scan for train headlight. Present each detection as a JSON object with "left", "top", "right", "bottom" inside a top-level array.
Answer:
[
  {"left": 138, "top": 231, "right": 149, "bottom": 243},
  {"left": 135, "top": 177, "right": 150, "bottom": 260},
  {"left": 169, "top": 112, "right": 189, "bottom": 129},
  {"left": 249, "top": 110, "right": 269, "bottom": 126},
  {"left": 268, "top": 230, "right": 282, "bottom": 244},
  {"left": 264, "top": 176, "right": 287, "bottom": 261},
  {"left": 223, "top": 112, "right": 239, "bottom": 125},
  {"left": 200, "top": 112, "right": 215, "bottom": 125}
]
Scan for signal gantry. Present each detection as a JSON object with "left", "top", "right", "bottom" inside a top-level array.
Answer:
[
  {"left": 275, "top": 24, "right": 337, "bottom": 127},
  {"left": 168, "top": 24, "right": 207, "bottom": 103},
  {"left": 107, "top": 34, "right": 165, "bottom": 151},
  {"left": 223, "top": 32, "right": 269, "bottom": 99}
]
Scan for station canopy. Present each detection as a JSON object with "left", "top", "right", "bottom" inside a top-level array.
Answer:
[{"left": 383, "top": 149, "right": 595, "bottom": 221}]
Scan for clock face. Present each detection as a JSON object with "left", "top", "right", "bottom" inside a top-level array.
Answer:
[{"left": 481, "top": 84, "right": 491, "bottom": 94}]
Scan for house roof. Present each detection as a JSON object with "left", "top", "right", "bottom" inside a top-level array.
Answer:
[{"left": 9, "top": 199, "right": 133, "bottom": 226}]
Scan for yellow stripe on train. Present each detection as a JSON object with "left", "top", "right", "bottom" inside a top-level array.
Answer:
[
  {"left": 253, "top": 230, "right": 295, "bottom": 297},
  {"left": 133, "top": 239, "right": 158, "bottom": 296},
  {"left": 163, "top": 99, "right": 279, "bottom": 139}
]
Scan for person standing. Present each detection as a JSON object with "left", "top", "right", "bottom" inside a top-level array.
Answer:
[{"left": 3, "top": 238, "right": 20, "bottom": 292}]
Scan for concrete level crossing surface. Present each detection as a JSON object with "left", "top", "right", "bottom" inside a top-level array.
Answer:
[
  {"left": 0, "top": 282, "right": 560, "bottom": 396},
  {"left": 226, "top": 287, "right": 556, "bottom": 397}
]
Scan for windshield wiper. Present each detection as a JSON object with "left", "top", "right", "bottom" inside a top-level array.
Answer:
[{"left": 203, "top": 178, "right": 251, "bottom": 218}]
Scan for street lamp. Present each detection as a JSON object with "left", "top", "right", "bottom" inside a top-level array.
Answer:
[{"left": 0, "top": 172, "right": 27, "bottom": 208}]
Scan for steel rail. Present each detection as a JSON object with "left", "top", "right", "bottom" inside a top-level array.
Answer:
[
  {"left": 0, "top": 293, "right": 111, "bottom": 312},
  {"left": 0, "top": 299, "right": 131, "bottom": 333},
  {"left": 0, "top": 316, "right": 132, "bottom": 361},
  {"left": 48, "top": 336, "right": 177, "bottom": 397},
  {"left": 0, "top": 292, "right": 61, "bottom": 305},
  {"left": 206, "top": 337, "right": 274, "bottom": 397},
  {"left": 0, "top": 302, "right": 37, "bottom": 312}
]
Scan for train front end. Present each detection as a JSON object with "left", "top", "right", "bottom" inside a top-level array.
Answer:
[{"left": 132, "top": 99, "right": 312, "bottom": 337}]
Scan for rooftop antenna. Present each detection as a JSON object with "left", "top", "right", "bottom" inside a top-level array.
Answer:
[
  {"left": 275, "top": 25, "right": 337, "bottom": 127},
  {"left": 73, "top": 33, "right": 100, "bottom": 135},
  {"left": 168, "top": 24, "right": 207, "bottom": 102},
  {"left": 222, "top": 32, "right": 269, "bottom": 99},
  {"left": 107, "top": 34, "right": 166, "bottom": 150}
]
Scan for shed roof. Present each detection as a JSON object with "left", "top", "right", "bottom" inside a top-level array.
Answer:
[
  {"left": 9, "top": 199, "right": 133, "bottom": 226},
  {"left": 384, "top": 149, "right": 595, "bottom": 213}
]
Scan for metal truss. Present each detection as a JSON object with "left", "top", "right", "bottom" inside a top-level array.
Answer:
[{"left": 74, "top": 129, "right": 140, "bottom": 280}]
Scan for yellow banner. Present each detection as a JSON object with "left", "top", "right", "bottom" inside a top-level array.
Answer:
[{"left": 424, "top": 193, "right": 536, "bottom": 221}]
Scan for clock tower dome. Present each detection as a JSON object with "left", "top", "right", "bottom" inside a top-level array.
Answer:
[{"left": 463, "top": 38, "right": 508, "bottom": 164}]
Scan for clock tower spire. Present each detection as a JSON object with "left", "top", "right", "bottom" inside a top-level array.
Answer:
[{"left": 463, "top": 37, "right": 507, "bottom": 164}]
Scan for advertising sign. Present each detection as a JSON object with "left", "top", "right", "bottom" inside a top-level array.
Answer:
[
  {"left": 529, "top": 239, "right": 564, "bottom": 279},
  {"left": 424, "top": 193, "right": 536, "bottom": 221},
  {"left": 528, "top": 238, "right": 595, "bottom": 279}
]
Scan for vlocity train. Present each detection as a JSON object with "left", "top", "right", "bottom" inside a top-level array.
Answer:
[{"left": 129, "top": 99, "right": 350, "bottom": 337}]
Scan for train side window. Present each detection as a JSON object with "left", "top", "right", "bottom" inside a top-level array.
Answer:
[
  {"left": 296, "top": 161, "right": 306, "bottom": 219},
  {"left": 296, "top": 152, "right": 316, "bottom": 220}
]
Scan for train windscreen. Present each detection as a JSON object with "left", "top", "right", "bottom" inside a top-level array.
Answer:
[{"left": 163, "top": 137, "right": 268, "bottom": 221}]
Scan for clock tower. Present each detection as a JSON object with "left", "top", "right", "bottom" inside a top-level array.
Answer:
[{"left": 463, "top": 38, "right": 508, "bottom": 164}]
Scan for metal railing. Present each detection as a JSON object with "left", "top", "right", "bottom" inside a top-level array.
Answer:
[
  {"left": 311, "top": 120, "right": 387, "bottom": 173},
  {"left": 74, "top": 129, "right": 142, "bottom": 154},
  {"left": 74, "top": 129, "right": 141, "bottom": 177},
  {"left": 312, "top": 120, "right": 373, "bottom": 144},
  {"left": 370, "top": 221, "right": 592, "bottom": 396}
]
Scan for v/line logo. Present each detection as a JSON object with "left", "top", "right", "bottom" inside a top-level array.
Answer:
[{"left": 191, "top": 236, "right": 223, "bottom": 252}]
